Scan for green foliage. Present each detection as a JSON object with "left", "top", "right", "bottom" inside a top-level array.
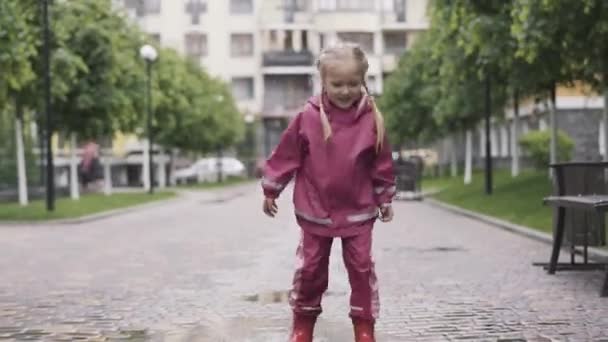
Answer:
[
  {"left": 151, "top": 51, "right": 244, "bottom": 153},
  {"left": 51, "top": 0, "right": 145, "bottom": 138},
  {"left": 510, "top": 0, "right": 582, "bottom": 91},
  {"left": 1, "top": 0, "right": 243, "bottom": 155},
  {"left": 519, "top": 129, "right": 574, "bottom": 168},
  {"left": 0, "top": 0, "right": 38, "bottom": 103},
  {"left": 381, "top": 0, "right": 511, "bottom": 145},
  {"left": 381, "top": 0, "right": 605, "bottom": 148},
  {"left": 424, "top": 169, "right": 553, "bottom": 233},
  {"left": 0, "top": 191, "right": 175, "bottom": 221},
  {"left": 380, "top": 32, "right": 439, "bottom": 146}
]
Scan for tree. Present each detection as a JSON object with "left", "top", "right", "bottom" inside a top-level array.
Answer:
[
  {"left": 0, "top": 0, "right": 39, "bottom": 205},
  {"left": 533, "top": 1, "right": 608, "bottom": 162},
  {"left": 380, "top": 32, "right": 439, "bottom": 150},
  {"left": 511, "top": 0, "right": 581, "bottom": 165},
  {"left": 49, "top": 0, "right": 146, "bottom": 198},
  {"left": 151, "top": 49, "right": 244, "bottom": 155}
]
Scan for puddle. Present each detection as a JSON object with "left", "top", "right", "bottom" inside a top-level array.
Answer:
[
  {"left": 242, "top": 290, "right": 346, "bottom": 304},
  {"left": 426, "top": 246, "right": 467, "bottom": 252},
  {"left": 200, "top": 192, "right": 246, "bottom": 204},
  {"left": 384, "top": 246, "right": 468, "bottom": 253},
  {"left": 242, "top": 290, "right": 289, "bottom": 304}
]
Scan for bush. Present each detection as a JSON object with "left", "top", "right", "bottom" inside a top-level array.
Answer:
[{"left": 519, "top": 130, "right": 574, "bottom": 169}]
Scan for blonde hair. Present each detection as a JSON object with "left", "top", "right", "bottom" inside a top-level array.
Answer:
[{"left": 316, "top": 43, "right": 385, "bottom": 152}]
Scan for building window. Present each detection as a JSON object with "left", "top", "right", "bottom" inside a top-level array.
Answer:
[
  {"left": 318, "top": 0, "right": 374, "bottom": 11},
  {"left": 270, "top": 30, "right": 278, "bottom": 46},
  {"left": 284, "top": 0, "right": 308, "bottom": 11},
  {"left": 283, "top": 0, "right": 308, "bottom": 22},
  {"left": 231, "top": 34, "right": 254, "bottom": 57},
  {"left": 384, "top": 32, "right": 407, "bottom": 55},
  {"left": 185, "top": 0, "right": 207, "bottom": 25},
  {"left": 185, "top": 33, "right": 207, "bottom": 58},
  {"left": 395, "top": 0, "right": 406, "bottom": 22},
  {"left": 232, "top": 77, "right": 255, "bottom": 100},
  {"left": 337, "top": 32, "right": 374, "bottom": 54},
  {"left": 302, "top": 31, "right": 309, "bottom": 50},
  {"left": 382, "top": 0, "right": 406, "bottom": 21},
  {"left": 124, "top": 0, "right": 161, "bottom": 17},
  {"left": 149, "top": 33, "right": 161, "bottom": 44},
  {"left": 230, "top": 0, "right": 253, "bottom": 14},
  {"left": 285, "top": 31, "right": 294, "bottom": 50}
]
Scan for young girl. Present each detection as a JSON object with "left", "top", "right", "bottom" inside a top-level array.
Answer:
[{"left": 261, "top": 43, "right": 396, "bottom": 342}]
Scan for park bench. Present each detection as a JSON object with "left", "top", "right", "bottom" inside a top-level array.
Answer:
[{"left": 539, "top": 162, "right": 608, "bottom": 297}]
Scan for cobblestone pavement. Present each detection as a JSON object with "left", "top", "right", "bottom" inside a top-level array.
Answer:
[{"left": 0, "top": 184, "right": 607, "bottom": 341}]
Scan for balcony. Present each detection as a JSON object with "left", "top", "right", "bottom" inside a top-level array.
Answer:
[{"left": 262, "top": 50, "right": 314, "bottom": 67}]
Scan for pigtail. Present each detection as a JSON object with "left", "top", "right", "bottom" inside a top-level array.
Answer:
[
  {"left": 319, "top": 90, "right": 332, "bottom": 141},
  {"left": 363, "top": 83, "right": 385, "bottom": 153}
]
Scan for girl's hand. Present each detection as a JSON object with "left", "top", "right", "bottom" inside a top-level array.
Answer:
[
  {"left": 379, "top": 205, "right": 394, "bottom": 222},
  {"left": 263, "top": 197, "right": 278, "bottom": 217}
]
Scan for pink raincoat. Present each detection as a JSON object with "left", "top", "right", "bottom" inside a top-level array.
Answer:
[{"left": 262, "top": 94, "right": 396, "bottom": 237}]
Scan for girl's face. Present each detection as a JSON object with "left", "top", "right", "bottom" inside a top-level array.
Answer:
[{"left": 323, "top": 58, "right": 364, "bottom": 110}]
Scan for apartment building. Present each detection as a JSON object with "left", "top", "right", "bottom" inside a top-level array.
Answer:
[{"left": 117, "top": 0, "right": 430, "bottom": 156}]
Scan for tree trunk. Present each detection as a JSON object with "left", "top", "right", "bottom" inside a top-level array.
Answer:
[
  {"left": 14, "top": 100, "right": 28, "bottom": 206},
  {"left": 69, "top": 133, "right": 80, "bottom": 200},
  {"left": 169, "top": 148, "right": 177, "bottom": 186},
  {"left": 464, "top": 130, "right": 472, "bottom": 185},
  {"left": 103, "top": 154, "right": 112, "bottom": 196},
  {"left": 450, "top": 135, "right": 458, "bottom": 177},
  {"left": 142, "top": 139, "right": 150, "bottom": 191},
  {"left": 511, "top": 89, "right": 520, "bottom": 177},
  {"left": 158, "top": 150, "right": 166, "bottom": 189}
]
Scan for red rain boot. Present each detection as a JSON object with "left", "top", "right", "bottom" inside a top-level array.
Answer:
[
  {"left": 290, "top": 314, "right": 317, "bottom": 342},
  {"left": 352, "top": 318, "right": 375, "bottom": 342}
]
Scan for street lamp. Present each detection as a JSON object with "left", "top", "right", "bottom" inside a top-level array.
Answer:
[
  {"left": 140, "top": 44, "right": 158, "bottom": 194},
  {"left": 42, "top": 0, "right": 55, "bottom": 211}
]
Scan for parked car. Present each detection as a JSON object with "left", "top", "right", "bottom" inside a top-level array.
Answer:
[{"left": 172, "top": 157, "right": 246, "bottom": 184}]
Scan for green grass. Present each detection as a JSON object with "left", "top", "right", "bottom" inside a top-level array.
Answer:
[
  {"left": 422, "top": 170, "right": 554, "bottom": 233},
  {"left": 0, "top": 191, "right": 176, "bottom": 221},
  {"left": 174, "top": 176, "right": 256, "bottom": 190}
]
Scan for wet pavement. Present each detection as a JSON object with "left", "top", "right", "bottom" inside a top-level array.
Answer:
[{"left": 0, "top": 184, "right": 607, "bottom": 341}]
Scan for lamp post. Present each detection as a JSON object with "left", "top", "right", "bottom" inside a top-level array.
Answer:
[
  {"left": 42, "top": 0, "right": 55, "bottom": 211},
  {"left": 139, "top": 44, "right": 158, "bottom": 194}
]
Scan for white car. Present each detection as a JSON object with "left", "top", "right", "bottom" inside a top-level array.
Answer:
[{"left": 173, "top": 157, "right": 246, "bottom": 184}]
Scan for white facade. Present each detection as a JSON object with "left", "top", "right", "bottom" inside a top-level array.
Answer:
[
  {"left": 116, "top": 0, "right": 429, "bottom": 155},
  {"left": 117, "top": 0, "right": 429, "bottom": 116}
]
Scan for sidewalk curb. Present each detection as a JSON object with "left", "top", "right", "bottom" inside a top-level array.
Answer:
[
  {"left": 0, "top": 182, "right": 257, "bottom": 227},
  {"left": 0, "top": 194, "right": 185, "bottom": 226},
  {"left": 424, "top": 197, "right": 608, "bottom": 261}
]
